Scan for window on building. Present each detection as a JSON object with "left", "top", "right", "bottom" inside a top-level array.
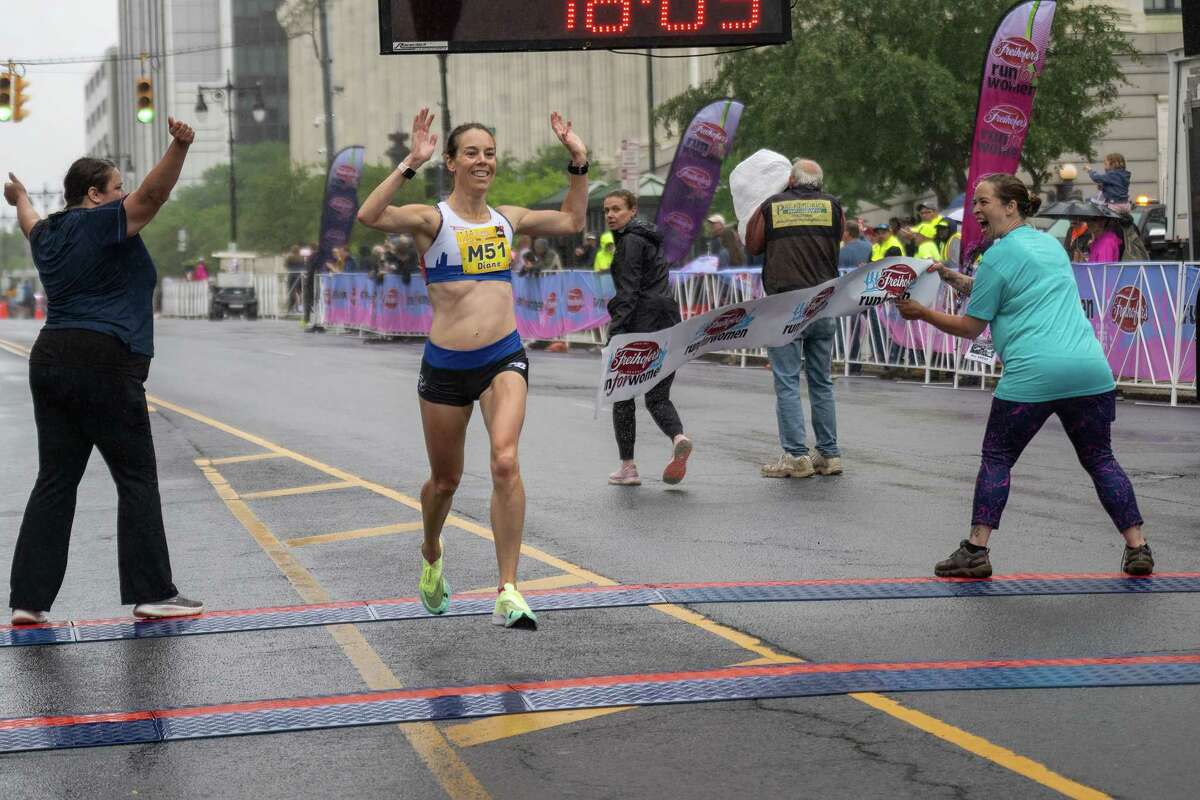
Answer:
[{"left": 1144, "top": 0, "right": 1182, "bottom": 13}]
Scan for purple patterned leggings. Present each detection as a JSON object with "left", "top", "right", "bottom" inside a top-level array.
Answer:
[{"left": 972, "top": 391, "right": 1143, "bottom": 531}]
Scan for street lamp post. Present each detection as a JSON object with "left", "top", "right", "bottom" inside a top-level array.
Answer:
[{"left": 194, "top": 70, "right": 266, "bottom": 251}]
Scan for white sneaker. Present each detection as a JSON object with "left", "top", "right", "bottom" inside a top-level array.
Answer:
[
  {"left": 812, "top": 453, "right": 843, "bottom": 475},
  {"left": 760, "top": 453, "right": 815, "bottom": 478},
  {"left": 608, "top": 463, "right": 642, "bottom": 486},
  {"left": 10, "top": 609, "right": 48, "bottom": 626},
  {"left": 133, "top": 595, "right": 205, "bottom": 619}
]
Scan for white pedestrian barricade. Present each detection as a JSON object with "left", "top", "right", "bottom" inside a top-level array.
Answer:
[
  {"left": 160, "top": 278, "right": 210, "bottom": 318},
  {"left": 179, "top": 263, "right": 1197, "bottom": 406}
]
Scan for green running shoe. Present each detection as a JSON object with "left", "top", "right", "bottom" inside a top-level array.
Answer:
[
  {"left": 419, "top": 542, "right": 450, "bottom": 615},
  {"left": 492, "top": 583, "right": 537, "bottom": 630}
]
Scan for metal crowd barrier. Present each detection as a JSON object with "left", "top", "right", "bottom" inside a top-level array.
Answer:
[
  {"left": 160, "top": 274, "right": 298, "bottom": 320},
  {"left": 159, "top": 278, "right": 211, "bottom": 318},
  {"left": 162, "top": 264, "right": 1197, "bottom": 406},
  {"left": 668, "top": 264, "right": 1197, "bottom": 406}
]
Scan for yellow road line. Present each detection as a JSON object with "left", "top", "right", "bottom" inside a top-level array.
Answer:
[
  {"left": 198, "top": 463, "right": 489, "bottom": 800},
  {"left": 0, "top": 337, "right": 32, "bottom": 358},
  {"left": 446, "top": 707, "right": 630, "bottom": 749},
  {"left": 461, "top": 573, "right": 590, "bottom": 595},
  {"left": 239, "top": 480, "right": 356, "bottom": 500},
  {"left": 208, "top": 452, "right": 288, "bottom": 466},
  {"left": 287, "top": 522, "right": 425, "bottom": 548},
  {"left": 150, "top": 393, "right": 1110, "bottom": 799},
  {"left": 650, "top": 604, "right": 801, "bottom": 665},
  {"left": 851, "top": 694, "right": 1111, "bottom": 800}
]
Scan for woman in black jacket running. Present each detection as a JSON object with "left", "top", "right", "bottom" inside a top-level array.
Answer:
[{"left": 601, "top": 189, "right": 692, "bottom": 487}]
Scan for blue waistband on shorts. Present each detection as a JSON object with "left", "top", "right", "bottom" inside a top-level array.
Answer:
[{"left": 423, "top": 330, "right": 522, "bottom": 370}]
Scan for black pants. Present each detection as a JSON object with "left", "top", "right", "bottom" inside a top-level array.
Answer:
[
  {"left": 9, "top": 330, "right": 177, "bottom": 611},
  {"left": 612, "top": 372, "right": 683, "bottom": 461}
]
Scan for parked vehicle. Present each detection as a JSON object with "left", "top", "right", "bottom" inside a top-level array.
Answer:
[{"left": 209, "top": 274, "right": 258, "bottom": 320}]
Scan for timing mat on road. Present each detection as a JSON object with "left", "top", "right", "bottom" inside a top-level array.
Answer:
[
  {"left": 2, "top": 653, "right": 1199, "bottom": 753},
  {"left": 4, "top": 572, "right": 1200, "bottom": 648}
]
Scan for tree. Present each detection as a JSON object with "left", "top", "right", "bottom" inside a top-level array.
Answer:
[
  {"left": 656, "top": 0, "right": 1133, "bottom": 211},
  {"left": 0, "top": 225, "right": 30, "bottom": 272},
  {"left": 487, "top": 145, "right": 584, "bottom": 208}
]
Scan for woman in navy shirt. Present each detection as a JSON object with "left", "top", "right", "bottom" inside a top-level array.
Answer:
[{"left": 3, "top": 117, "right": 203, "bottom": 624}]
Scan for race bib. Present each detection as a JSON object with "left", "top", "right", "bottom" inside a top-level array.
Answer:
[
  {"left": 456, "top": 226, "right": 510, "bottom": 274},
  {"left": 771, "top": 199, "right": 833, "bottom": 228}
]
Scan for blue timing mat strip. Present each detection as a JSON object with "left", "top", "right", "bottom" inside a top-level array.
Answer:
[
  {"left": 4, "top": 573, "right": 1199, "bottom": 648},
  {"left": 2, "top": 654, "right": 1198, "bottom": 753}
]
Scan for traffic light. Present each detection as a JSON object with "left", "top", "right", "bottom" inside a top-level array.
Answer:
[
  {"left": 135, "top": 76, "right": 154, "bottom": 124},
  {"left": 0, "top": 73, "right": 12, "bottom": 122},
  {"left": 11, "top": 74, "right": 29, "bottom": 122}
]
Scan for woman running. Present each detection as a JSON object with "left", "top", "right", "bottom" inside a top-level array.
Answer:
[{"left": 358, "top": 108, "right": 588, "bottom": 629}]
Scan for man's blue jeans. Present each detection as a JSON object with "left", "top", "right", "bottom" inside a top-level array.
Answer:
[{"left": 767, "top": 317, "right": 839, "bottom": 457}]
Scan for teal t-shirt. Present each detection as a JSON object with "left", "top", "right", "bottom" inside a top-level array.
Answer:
[{"left": 966, "top": 226, "right": 1114, "bottom": 403}]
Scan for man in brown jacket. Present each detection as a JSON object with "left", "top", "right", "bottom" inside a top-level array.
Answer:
[{"left": 745, "top": 158, "right": 844, "bottom": 479}]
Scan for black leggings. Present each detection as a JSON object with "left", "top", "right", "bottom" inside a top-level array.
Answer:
[
  {"left": 9, "top": 329, "right": 177, "bottom": 611},
  {"left": 612, "top": 373, "right": 683, "bottom": 461}
]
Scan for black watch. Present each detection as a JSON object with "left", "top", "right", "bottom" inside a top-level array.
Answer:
[
  {"left": 399, "top": 163, "right": 417, "bottom": 180},
  {"left": 567, "top": 160, "right": 589, "bottom": 175}
]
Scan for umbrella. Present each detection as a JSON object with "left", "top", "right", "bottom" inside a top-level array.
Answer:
[
  {"left": 946, "top": 207, "right": 964, "bottom": 223},
  {"left": 1036, "top": 200, "right": 1124, "bottom": 220}
]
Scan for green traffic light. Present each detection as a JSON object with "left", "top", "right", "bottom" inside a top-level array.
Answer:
[
  {"left": 137, "top": 107, "right": 155, "bottom": 124},
  {"left": 0, "top": 107, "right": 12, "bottom": 122}
]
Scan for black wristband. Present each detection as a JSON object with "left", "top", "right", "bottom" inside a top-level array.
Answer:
[
  {"left": 567, "top": 161, "right": 589, "bottom": 176},
  {"left": 399, "top": 163, "right": 417, "bottom": 180}
]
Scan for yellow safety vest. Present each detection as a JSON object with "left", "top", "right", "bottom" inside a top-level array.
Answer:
[
  {"left": 942, "top": 232, "right": 961, "bottom": 262},
  {"left": 871, "top": 235, "right": 904, "bottom": 261},
  {"left": 915, "top": 240, "right": 941, "bottom": 260},
  {"left": 593, "top": 231, "right": 615, "bottom": 272}
]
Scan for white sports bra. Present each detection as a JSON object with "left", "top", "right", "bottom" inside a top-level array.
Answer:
[{"left": 421, "top": 202, "right": 515, "bottom": 285}]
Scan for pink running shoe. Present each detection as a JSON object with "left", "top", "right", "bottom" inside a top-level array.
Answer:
[
  {"left": 662, "top": 435, "right": 692, "bottom": 485},
  {"left": 608, "top": 463, "right": 641, "bottom": 486}
]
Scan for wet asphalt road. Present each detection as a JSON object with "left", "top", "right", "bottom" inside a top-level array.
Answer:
[{"left": 0, "top": 318, "right": 1197, "bottom": 800}]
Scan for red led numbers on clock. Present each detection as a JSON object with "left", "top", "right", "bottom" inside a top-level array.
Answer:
[
  {"left": 565, "top": 0, "right": 760, "bottom": 34},
  {"left": 661, "top": 0, "right": 705, "bottom": 32},
  {"left": 564, "top": 0, "right": 633, "bottom": 34},
  {"left": 719, "top": 0, "right": 759, "bottom": 31}
]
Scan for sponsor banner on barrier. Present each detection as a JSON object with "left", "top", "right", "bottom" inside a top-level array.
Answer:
[
  {"left": 597, "top": 259, "right": 939, "bottom": 407},
  {"left": 1183, "top": 266, "right": 1198, "bottom": 383},
  {"left": 316, "top": 265, "right": 1196, "bottom": 396},
  {"left": 559, "top": 271, "right": 614, "bottom": 335},
  {"left": 1075, "top": 262, "right": 1193, "bottom": 385},
  {"left": 513, "top": 273, "right": 564, "bottom": 341},
  {"left": 326, "top": 272, "right": 613, "bottom": 340}
]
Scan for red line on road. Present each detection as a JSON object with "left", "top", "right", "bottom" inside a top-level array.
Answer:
[
  {"left": 5, "top": 654, "right": 1199, "bottom": 732},
  {"left": 6, "top": 573, "right": 1199, "bottom": 635}
]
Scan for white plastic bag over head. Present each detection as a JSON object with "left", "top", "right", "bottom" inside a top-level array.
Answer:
[{"left": 731, "top": 149, "right": 792, "bottom": 241}]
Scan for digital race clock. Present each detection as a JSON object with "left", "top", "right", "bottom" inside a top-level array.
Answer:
[{"left": 378, "top": 1, "right": 791, "bottom": 54}]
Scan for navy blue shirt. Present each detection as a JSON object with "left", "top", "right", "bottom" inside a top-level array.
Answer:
[{"left": 30, "top": 199, "right": 158, "bottom": 357}]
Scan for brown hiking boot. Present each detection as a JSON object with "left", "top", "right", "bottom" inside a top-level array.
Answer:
[
  {"left": 934, "top": 540, "right": 992, "bottom": 578},
  {"left": 1121, "top": 543, "right": 1154, "bottom": 576}
]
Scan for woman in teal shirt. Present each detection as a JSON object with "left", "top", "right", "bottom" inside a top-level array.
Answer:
[{"left": 897, "top": 174, "right": 1151, "bottom": 579}]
